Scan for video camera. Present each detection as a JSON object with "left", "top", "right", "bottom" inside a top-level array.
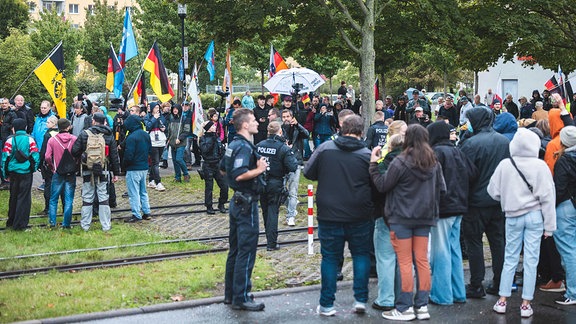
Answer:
[
  {"left": 215, "top": 90, "right": 230, "bottom": 113},
  {"left": 292, "top": 83, "right": 304, "bottom": 94}
]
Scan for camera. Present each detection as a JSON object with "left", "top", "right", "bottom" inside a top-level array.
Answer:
[{"left": 216, "top": 90, "right": 230, "bottom": 98}]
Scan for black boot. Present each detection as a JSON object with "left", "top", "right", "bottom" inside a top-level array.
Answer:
[
  {"left": 206, "top": 206, "right": 216, "bottom": 215},
  {"left": 218, "top": 204, "right": 227, "bottom": 213},
  {"left": 160, "top": 160, "right": 168, "bottom": 169}
]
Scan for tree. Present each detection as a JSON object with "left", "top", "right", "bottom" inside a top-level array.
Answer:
[
  {"left": 0, "top": 29, "right": 47, "bottom": 109},
  {"left": 29, "top": 9, "right": 82, "bottom": 107},
  {"left": 0, "top": 0, "right": 29, "bottom": 41},
  {"left": 80, "top": 0, "right": 123, "bottom": 73}
]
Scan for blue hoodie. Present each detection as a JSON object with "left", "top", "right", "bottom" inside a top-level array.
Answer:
[
  {"left": 493, "top": 112, "right": 518, "bottom": 141},
  {"left": 123, "top": 114, "right": 151, "bottom": 171}
]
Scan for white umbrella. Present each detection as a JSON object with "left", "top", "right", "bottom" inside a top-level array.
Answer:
[{"left": 264, "top": 68, "right": 325, "bottom": 95}]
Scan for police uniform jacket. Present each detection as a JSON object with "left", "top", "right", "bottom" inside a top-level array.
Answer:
[
  {"left": 220, "top": 134, "right": 264, "bottom": 195},
  {"left": 256, "top": 135, "right": 298, "bottom": 180},
  {"left": 365, "top": 120, "right": 388, "bottom": 149}
]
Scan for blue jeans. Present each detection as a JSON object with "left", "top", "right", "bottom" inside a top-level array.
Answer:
[
  {"left": 430, "top": 216, "right": 466, "bottom": 305},
  {"left": 555, "top": 200, "right": 576, "bottom": 300},
  {"left": 48, "top": 173, "right": 76, "bottom": 227},
  {"left": 171, "top": 146, "right": 189, "bottom": 180},
  {"left": 373, "top": 218, "right": 400, "bottom": 307},
  {"left": 303, "top": 137, "right": 311, "bottom": 159},
  {"left": 314, "top": 134, "right": 332, "bottom": 148},
  {"left": 285, "top": 167, "right": 300, "bottom": 219},
  {"left": 126, "top": 170, "right": 151, "bottom": 219},
  {"left": 318, "top": 219, "right": 372, "bottom": 308},
  {"left": 499, "top": 210, "right": 543, "bottom": 300}
]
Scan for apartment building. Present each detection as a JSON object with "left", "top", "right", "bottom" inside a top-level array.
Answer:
[{"left": 26, "top": 0, "right": 136, "bottom": 28}]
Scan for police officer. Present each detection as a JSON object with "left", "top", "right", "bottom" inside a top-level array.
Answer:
[
  {"left": 365, "top": 111, "right": 388, "bottom": 149},
  {"left": 199, "top": 120, "right": 228, "bottom": 214},
  {"left": 220, "top": 108, "right": 267, "bottom": 311},
  {"left": 256, "top": 121, "right": 298, "bottom": 251}
]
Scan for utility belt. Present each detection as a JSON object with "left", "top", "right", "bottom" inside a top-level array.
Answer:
[{"left": 233, "top": 191, "right": 259, "bottom": 205}]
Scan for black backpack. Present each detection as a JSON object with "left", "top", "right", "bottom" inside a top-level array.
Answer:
[{"left": 53, "top": 137, "right": 76, "bottom": 176}]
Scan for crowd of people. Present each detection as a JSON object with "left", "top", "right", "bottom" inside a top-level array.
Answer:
[{"left": 3, "top": 84, "right": 576, "bottom": 319}]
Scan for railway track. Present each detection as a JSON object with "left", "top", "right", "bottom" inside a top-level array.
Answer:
[{"left": 0, "top": 237, "right": 318, "bottom": 280}]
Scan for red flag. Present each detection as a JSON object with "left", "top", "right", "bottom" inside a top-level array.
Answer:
[{"left": 374, "top": 78, "right": 380, "bottom": 101}]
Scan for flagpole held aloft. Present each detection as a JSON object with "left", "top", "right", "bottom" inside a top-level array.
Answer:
[{"left": 12, "top": 40, "right": 63, "bottom": 99}]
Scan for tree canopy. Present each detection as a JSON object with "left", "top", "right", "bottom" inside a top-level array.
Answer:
[{"left": 0, "top": 0, "right": 28, "bottom": 41}]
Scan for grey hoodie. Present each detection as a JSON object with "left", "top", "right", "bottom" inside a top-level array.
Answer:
[{"left": 487, "top": 128, "right": 556, "bottom": 236}]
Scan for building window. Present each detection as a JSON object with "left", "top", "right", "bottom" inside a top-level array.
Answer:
[
  {"left": 69, "top": 4, "right": 79, "bottom": 14},
  {"left": 87, "top": 4, "right": 94, "bottom": 15},
  {"left": 71, "top": 24, "right": 79, "bottom": 29},
  {"left": 42, "top": 1, "right": 63, "bottom": 14},
  {"left": 27, "top": 1, "right": 36, "bottom": 13}
]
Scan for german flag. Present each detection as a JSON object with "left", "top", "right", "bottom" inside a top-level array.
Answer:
[
  {"left": 143, "top": 41, "right": 174, "bottom": 103},
  {"left": 106, "top": 44, "right": 123, "bottom": 98},
  {"left": 34, "top": 41, "right": 66, "bottom": 118},
  {"left": 545, "top": 75, "right": 558, "bottom": 91},
  {"left": 133, "top": 72, "right": 146, "bottom": 105}
]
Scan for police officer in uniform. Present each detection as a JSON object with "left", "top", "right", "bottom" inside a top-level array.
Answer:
[
  {"left": 365, "top": 110, "right": 389, "bottom": 150},
  {"left": 256, "top": 121, "right": 298, "bottom": 251},
  {"left": 220, "top": 108, "right": 267, "bottom": 311}
]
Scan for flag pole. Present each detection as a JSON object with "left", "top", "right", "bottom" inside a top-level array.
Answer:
[{"left": 11, "top": 40, "right": 63, "bottom": 99}]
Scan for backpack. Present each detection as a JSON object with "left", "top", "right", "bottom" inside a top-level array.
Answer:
[
  {"left": 83, "top": 130, "right": 106, "bottom": 175},
  {"left": 54, "top": 137, "right": 76, "bottom": 176}
]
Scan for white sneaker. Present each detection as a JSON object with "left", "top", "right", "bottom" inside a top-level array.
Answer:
[
  {"left": 382, "top": 307, "right": 416, "bottom": 321},
  {"left": 147, "top": 181, "right": 156, "bottom": 188},
  {"left": 287, "top": 217, "right": 295, "bottom": 226},
  {"left": 415, "top": 305, "right": 430, "bottom": 320},
  {"left": 520, "top": 304, "right": 533, "bottom": 318},
  {"left": 316, "top": 305, "right": 336, "bottom": 316},
  {"left": 155, "top": 183, "right": 166, "bottom": 191},
  {"left": 353, "top": 301, "right": 366, "bottom": 313},
  {"left": 493, "top": 300, "right": 507, "bottom": 314}
]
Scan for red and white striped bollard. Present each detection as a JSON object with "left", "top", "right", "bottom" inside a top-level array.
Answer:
[{"left": 307, "top": 184, "right": 314, "bottom": 255}]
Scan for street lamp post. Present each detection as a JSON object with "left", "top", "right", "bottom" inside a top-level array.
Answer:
[{"left": 178, "top": 4, "right": 187, "bottom": 103}]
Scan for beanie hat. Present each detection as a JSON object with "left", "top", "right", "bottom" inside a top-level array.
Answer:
[
  {"left": 560, "top": 125, "right": 576, "bottom": 148},
  {"left": 57, "top": 118, "right": 71, "bottom": 132},
  {"left": 203, "top": 121, "right": 215, "bottom": 132},
  {"left": 12, "top": 118, "right": 26, "bottom": 131}
]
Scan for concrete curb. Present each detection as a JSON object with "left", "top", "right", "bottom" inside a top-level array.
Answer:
[{"left": 19, "top": 281, "right": 361, "bottom": 323}]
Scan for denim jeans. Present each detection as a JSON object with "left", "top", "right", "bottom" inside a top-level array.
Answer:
[
  {"left": 224, "top": 195, "right": 260, "bottom": 305},
  {"left": 314, "top": 134, "right": 332, "bottom": 149},
  {"left": 49, "top": 173, "right": 76, "bottom": 227},
  {"left": 555, "top": 200, "right": 576, "bottom": 300},
  {"left": 373, "top": 218, "right": 400, "bottom": 307},
  {"left": 126, "top": 170, "right": 151, "bottom": 219},
  {"left": 171, "top": 146, "right": 189, "bottom": 180},
  {"left": 285, "top": 167, "right": 301, "bottom": 219},
  {"left": 389, "top": 224, "right": 431, "bottom": 312},
  {"left": 303, "top": 137, "right": 311, "bottom": 159},
  {"left": 498, "top": 210, "right": 543, "bottom": 300},
  {"left": 149, "top": 146, "right": 163, "bottom": 184},
  {"left": 318, "top": 219, "right": 372, "bottom": 308},
  {"left": 430, "top": 216, "right": 466, "bottom": 305}
]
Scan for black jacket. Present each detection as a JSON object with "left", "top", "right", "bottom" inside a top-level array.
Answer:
[
  {"left": 199, "top": 132, "right": 224, "bottom": 164},
  {"left": 14, "top": 106, "right": 34, "bottom": 134},
  {"left": 0, "top": 109, "right": 17, "bottom": 141},
  {"left": 428, "top": 122, "right": 478, "bottom": 218},
  {"left": 553, "top": 150, "right": 576, "bottom": 206},
  {"left": 256, "top": 134, "right": 297, "bottom": 179},
  {"left": 304, "top": 135, "right": 374, "bottom": 223},
  {"left": 459, "top": 108, "right": 510, "bottom": 207},
  {"left": 282, "top": 122, "right": 309, "bottom": 165},
  {"left": 253, "top": 105, "right": 270, "bottom": 145},
  {"left": 365, "top": 120, "right": 388, "bottom": 149},
  {"left": 71, "top": 124, "right": 120, "bottom": 175}
]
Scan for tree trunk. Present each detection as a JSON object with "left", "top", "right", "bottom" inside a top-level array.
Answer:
[
  {"left": 474, "top": 70, "right": 479, "bottom": 95},
  {"left": 359, "top": 13, "right": 375, "bottom": 134},
  {"left": 443, "top": 69, "right": 447, "bottom": 96},
  {"left": 261, "top": 68, "right": 265, "bottom": 94},
  {"left": 329, "top": 78, "right": 333, "bottom": 104}
]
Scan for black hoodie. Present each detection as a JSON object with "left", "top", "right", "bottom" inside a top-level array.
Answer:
[
  {"left": 459, "top": 108, "right": 510, "bottom": 207},
  {"left": 304, "top": 136, "right": 374, "bottom": 223},
  {"left": 428, "top": 121, "right": 478, "bottom": 218}
]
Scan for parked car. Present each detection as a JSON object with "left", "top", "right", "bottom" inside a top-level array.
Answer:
[
  {"left": 87, "top": 92, "right": 125, "bottom": 111},
  {"left": 427, "top": 92, "right": 455, "bottom": 104}
]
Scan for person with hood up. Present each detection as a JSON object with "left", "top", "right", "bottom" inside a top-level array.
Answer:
[
  {"left": 71, "top": 113, "right": 120, "bottom": 232},
  {"left": 544, "top": 93, "right": 574, "bottom": 175},
  {"left": 493, "top": 112, "right": 518, "bottom": 141},
  {"left": 45, "top": 118, "right": 78, "bottom": 228},
  {"left": 369, "top": 124, "right": 446, "bottom": 321},
  {"left": 123, "top": 113, "right": 153, "bottom": 223},
  {"left": 427, "top": 121, "right": 478, "bottom": 306},
  {"left": 488, "top": 128, "right": 556, "bottom": 318},
  {"left": 459, "top": 107, "right": 510, "bottom": 298},
  {"left": 165, "top": 104, "right": 190, "bottom": 182},
  {"left": 304, "top": 115, "right": 375, "bottom": 317},
  {"left": 552, "top": 126, "right": 576, "bottom": 306}
]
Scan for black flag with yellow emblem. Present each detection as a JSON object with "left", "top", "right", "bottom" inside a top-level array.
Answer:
[{"left": 34, "top": 41, "right": 66, "bottom": 118}]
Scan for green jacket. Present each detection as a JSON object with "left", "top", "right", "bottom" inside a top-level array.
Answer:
[{"left": 1, "top": 130, "right": 40, "bottom": 178}]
